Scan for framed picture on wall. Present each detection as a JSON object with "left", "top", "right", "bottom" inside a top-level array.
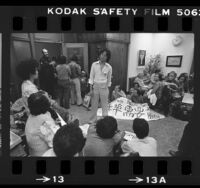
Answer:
[
  {"left": 138, "top": 50, "right": 146, "bottom": 67},
  {"left": 166, "top": 56, "right": 183, "bottom": 67}
]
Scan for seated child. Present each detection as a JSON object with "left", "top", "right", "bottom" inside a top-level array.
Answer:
[
  {"left": 111, "top": 85, "right": 126, "bottom": 101},
  {"left": 130, "top": 83, "right": 144, "bottom": 103},
  {"left": 43, "top": 121, "right": 85, "bottom": 157},
  {"left": 121, "top": 118, "right": 158, "bottom": 156},
  {"left": 83, "top": 116, "right": 124, "bottom": 156},
  {"left": 127, "top": 88, "right": 135, "bottom": 100},
  {"left": 128, "top": 83, "right": 148, "bottom": 103}
]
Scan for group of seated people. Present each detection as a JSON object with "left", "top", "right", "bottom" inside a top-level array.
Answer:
[
  {"left": 11, "top": 58, "right": 158, "bottom": 157},
  {"left": 11, "top": 58, "right": 194, "bottom": 157},
  {"left": 111, "top": 70, "right": 194, "bottom": 115},
  {"left": 25, "top": 92, "right": 157, "bottom": 157}
]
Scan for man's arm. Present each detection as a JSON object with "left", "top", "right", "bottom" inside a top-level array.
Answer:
[
  {"left": 107, "top": 66, "right": 112, "bottom": 87},
  {"left": 88, "top": 63, "right": 95, "bottom": 92},
  {"left": 77, "top": 64, "right": 82, "bottom": 76},
  {"left": 67, "top": 65, "right": 71, "bottom": 78}
]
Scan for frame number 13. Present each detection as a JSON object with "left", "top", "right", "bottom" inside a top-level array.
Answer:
[{"left": 53, "top": 176, "right": 64, "bottom": 183}]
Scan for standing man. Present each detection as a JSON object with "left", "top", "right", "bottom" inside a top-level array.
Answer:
[
  {"left": 68, "top": 55, "right": 82, "bottom": 106},
  {"left": 88, "top": 48, "right": 112, "bottom": 124},
  {"left": 39, "top": 48, "right": 57, "bottom": 99}
]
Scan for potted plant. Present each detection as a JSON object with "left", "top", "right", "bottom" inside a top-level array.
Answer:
[{"left": 144, "top": 54, "right": 162, "bottom": 75}]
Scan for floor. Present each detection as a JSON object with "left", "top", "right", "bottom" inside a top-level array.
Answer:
[{"left": 69, "top": 104, "right": 187, "bottom": 156}]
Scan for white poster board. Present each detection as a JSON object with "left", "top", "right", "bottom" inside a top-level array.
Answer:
[
  {"left": 97, "top": 97, "right": 165, "bottom": 121},
  {"left": 182, "top": 93, "right": 194, "bottom": 104}
]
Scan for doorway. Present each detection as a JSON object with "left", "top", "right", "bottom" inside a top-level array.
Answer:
[{"left": 62, "top": 43, "right": 89, "bottom": 73}]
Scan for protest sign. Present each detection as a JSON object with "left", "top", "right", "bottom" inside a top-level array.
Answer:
[{"left": 97, "top": 97, "right": 165, "bottom": 121}]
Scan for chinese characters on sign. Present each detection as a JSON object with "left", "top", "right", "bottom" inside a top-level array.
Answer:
[{"left": 97, "top": 97, "right": 165, "bottom": 121}]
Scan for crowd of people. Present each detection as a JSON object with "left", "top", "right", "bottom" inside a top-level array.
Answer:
[
  {"left": 37, "top": 48, "right": 89, "bottom": 110},
  {"left": 10, "top": 47, "right": 194, "bottom": 157},
  {"left": 112, "top": 70, "right": 194, "bottom": 116}
]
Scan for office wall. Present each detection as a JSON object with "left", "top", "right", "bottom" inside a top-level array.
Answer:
[{"left": 127, "top": 33, "right": 194, "bottom": 89}]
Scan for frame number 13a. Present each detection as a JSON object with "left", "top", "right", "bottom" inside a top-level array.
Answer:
[{"left": 146, "top": 176, "right": 166, "bottom": 184}]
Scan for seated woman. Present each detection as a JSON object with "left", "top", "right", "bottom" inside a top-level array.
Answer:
[
  {"left": 25, "top": 92, "right": 60, "bottom": 156},
  {"left": 43, "top": 122, "right": 85, "bottom": 157},
  {"left": 111, "top": 85, "right": 126, "bottom": 101},
  {"left": 83, "top": 116, "right": 124, "bottom": 156},
  {"left": 134, "top": 72, "right": 152, "bottom": 92},
  {"left": 16, "top": 59, "right": 39, "bottom": 114},
  {"left": 150, "top": 69, "right": 162, "bottom": 84},
  {"left": 121, "top": 118, "right": 158, "bottom": 157},
  {"left": 143, "top": 69, "right": 153, "bottom": 89},
  {"left": 134, "top": 73, "right": 146, "bottom": 89},
  {"left": 147, "top": 73, "right": 164, "bottom": 106},
  {"left": 177, "top": 73, "right": 189, "bottom": 96},
  {"left": 164, "top": 71, "right": 179, "bottom": 87},
  {"left": 160, "top": 71, "right": 180, "bottom": 115},
  {"left": 16, "top": 59, "right": 74, "bottom": 124}
]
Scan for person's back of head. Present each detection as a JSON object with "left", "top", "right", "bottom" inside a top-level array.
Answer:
[
  {"left": 70, "top": 55, "right": 78, "bottom": 63},
  {"left": 53, "top": 122, "right": 85, "bottom": 157},
  {"left": 96, "top": 116, "right": 118, "bottom": 139},
  {"left": 28, "top": 92, "right": 50, "bottom": 116},
  {"left": 57, "top": 55, "right": 67, "bottom": 65},
  {"left": 133, "top": 118, "right": 149, "bottom": 139},
  {"left": 16, "top": 59, "right": 39, "bottom": 81}
]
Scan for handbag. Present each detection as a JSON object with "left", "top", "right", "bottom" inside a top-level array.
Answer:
[{"left": 83, "top": 95, "right": 91, "bottom": 108}]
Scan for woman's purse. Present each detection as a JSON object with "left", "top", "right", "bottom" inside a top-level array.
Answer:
[{"left": 83, "top": 95, "right": 91, "bottom": 108}]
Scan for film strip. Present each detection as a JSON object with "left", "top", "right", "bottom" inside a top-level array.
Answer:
[{"left": 0, "top": 5, "right": 200, "bottom": 185}]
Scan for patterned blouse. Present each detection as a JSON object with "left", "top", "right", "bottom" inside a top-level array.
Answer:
[
  {"left": 25, "top": 112, "right": 60, "bottom": 156},
  {"left": 21, "top": 80, "right": 39, "bottom": 113}
]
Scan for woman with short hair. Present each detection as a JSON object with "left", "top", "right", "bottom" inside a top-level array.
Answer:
[
  {"left": 25, "top": 92, "right": 60, "bottom": 156},
  {"left": 16, "top": 58, "right": 75, "bottom": 125}
]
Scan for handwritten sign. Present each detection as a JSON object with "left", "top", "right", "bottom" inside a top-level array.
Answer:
[{"left": 97, "top": 97, "right": 165, "bottom": 121}]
